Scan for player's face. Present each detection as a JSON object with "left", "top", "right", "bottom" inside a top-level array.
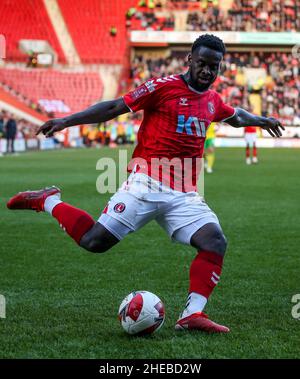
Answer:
[{"left": 187, "top": 46, "right": 223, "bottom": 91}]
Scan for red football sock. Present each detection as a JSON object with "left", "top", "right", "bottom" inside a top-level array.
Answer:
[
  {"left": 253, "top": 144, "right": 257, "bottom": 158},
  {"left": 246, "top": 146, "right": 250, "bottom": 158},
  {"left": 189, "top": 251, "right": 224, "bottom": 299},
  {"left": 52, "top": 203, "right": 95, "bottom": 244}
]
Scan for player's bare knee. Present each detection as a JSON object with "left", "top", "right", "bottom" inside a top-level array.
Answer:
[
  {"left": 79, "top": 234, "right": 97, "bottom": 252},
  {"left": 191, "top": 224, "right": 227, "bottom": 256},
  {"left": 193, "top": 230, "right": 227, "bottom": 256},
  {"left": 79, "top": 232, "right": 106, "bottom": 253},
  {"left": 79, "top": 236, "right": 110, "bottom": 254},
  {"left": 206, "top": 232, "right": 227, "bottom": 256},
  {"left": 79, "top": 222, "right": 119, "bottom": 254}
]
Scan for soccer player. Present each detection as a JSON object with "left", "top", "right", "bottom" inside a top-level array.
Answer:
[
  {"left": 204, "top": 122, "right": 216, "bottom": 173},
  {"left": 245, "top": 126, "right": 258, "bottom": 164},
  {"left": 7, "top": 35, "right": 284, "bottom": 333}
]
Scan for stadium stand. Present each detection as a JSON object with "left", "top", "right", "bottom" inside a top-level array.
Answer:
[
  {"left": 0, "top": 0, "right": 66, "bottom": 62},
  {"left": 0, "top": 68, "right": 103, "bottom": 117},
  {"left": 125, "top": 1, "right": 175, "bottom": 31},
  {"left": 130, "top": 52, "right": 300, "bottom": 125},
  {"left": 0, "top": 0, "right": 299, "bottom": 148},
  {"left": 186, "top": 0, "right": 300, "bottom": 32},
  {"left": 0, "top": 88, "right": 48, "bottom": 123},
  {"left": 58, "top": 0, "right": 137, "bottom": 64},
  {"left": 56, "top": 0, "right": 299, "bottom": 35}
]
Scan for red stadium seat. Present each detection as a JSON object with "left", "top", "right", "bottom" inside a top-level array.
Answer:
[
  {"left": 0, "top": 68, "right": 103, "bottom": 117},
  {"left": 57, "top": 0, "right": 136, "bottom": 64},
  {"left": 0, "top": 0, "right": 66, "bottom": 63}
]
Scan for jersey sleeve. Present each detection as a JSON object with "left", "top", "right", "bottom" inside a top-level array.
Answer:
[
  {"left": 123, "top": 79, "right": 160, "bottom": 112},
  {"left": 213, "top": 93, "right": 235, "bottom": 122}
]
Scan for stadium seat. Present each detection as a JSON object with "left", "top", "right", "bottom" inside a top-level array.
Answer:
[
  {"left": 0, "top": 0, "right": 66, "bottom": 62},
  {"left": 58, "top": 0, "right": 137, "bottom": 64},
  {"left": 0, "top": 68, "right": 103, "bottom": 117}
]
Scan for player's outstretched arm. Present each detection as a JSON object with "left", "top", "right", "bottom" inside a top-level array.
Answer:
[
  {"left": 36, "top": 98, "right": 129, "bottom": 138},
  {"left": 226, "top": 108, "right": 285, "bottom": 137}
]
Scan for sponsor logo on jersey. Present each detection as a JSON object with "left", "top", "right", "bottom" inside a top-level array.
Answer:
[
  {"left": 179, "top": 97, "right": 188, "bottom": 106},
  {"left": 176, "top": 115, "right": 207, "bottom": 137},
  {"left": 114, "top": 202, "right": 126, "bottom": 213},
  {"left": 208, "top": 102, "right": 215, "bottom": 114}
]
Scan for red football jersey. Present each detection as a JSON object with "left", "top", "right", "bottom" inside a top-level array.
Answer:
[
  {"left": 245, "top": 126, "right": 257, "bottom": 133},
  {"left": 123, "top": 75, "right": 235, "bottom": 192}
]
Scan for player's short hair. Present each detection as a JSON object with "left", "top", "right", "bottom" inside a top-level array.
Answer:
[{"left": 191, "top": 34, "right": 226, "bottom": 56}]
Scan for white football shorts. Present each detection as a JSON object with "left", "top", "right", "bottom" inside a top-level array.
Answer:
[
  {"left": 245, "top": 133, "right": 257, "bottom": 147},
  {"left": 98, "top": 172, "right": 220, "bottom": 245}
]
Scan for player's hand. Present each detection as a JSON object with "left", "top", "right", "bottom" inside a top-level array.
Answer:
[
  {"left": 262, "top": 117, "right": 285, "bottom": 138},
  {"left": 36, "top": 118, "right": 67, "bottom": 138}
]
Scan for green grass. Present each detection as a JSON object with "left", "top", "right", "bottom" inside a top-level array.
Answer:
[{"left": 0, "top": 147, "right": 300, "bottom": 358}]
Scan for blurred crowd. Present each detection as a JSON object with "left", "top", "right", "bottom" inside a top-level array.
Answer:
[
  {"left": 0, "top": 111, "right": 20, "bottom": 154},
  {"left": 0, "top": 111, "right": 38, "bottom": 144},
  {"left": 0, "top": 110, "right": 142, "bottom": 151},
  {"left": 126, "top": 1, "right": 175, "bottom": 31},
  {"left": 114, "top": 0, "right": 300, "bottom": 34},
  {"left": 81, "top": 113, "right": 142, "bottom": 148},
  {"left": 0, "top": 109, "right": 143, "bottom": 153},
  {"left": 215, "top": 52, "right": 300, "bottom": 123},
  {"left": 125, "top": 0, "right": 300, "bottom": 32},
  {"left": 186, "top": 0, "right": 300, "bottom": 32},
  {"left": 130, "top": 51, "right": 300, "bottom": 125}
]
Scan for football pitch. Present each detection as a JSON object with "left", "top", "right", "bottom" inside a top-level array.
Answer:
[{"left": 0, "top": 147, "right": 300, "bottom": 359}]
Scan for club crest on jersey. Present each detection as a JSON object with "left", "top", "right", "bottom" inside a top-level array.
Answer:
[
  {"left": 208, "top": 102, "right": 215, "bottom": 114},
  {"left": 114, "top": 202, "right": 126, "bottom": 213},
  {"left": 179, "top": 97, "right": 188, "bottom": 106}
]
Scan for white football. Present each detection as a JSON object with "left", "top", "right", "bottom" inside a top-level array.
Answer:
[{"left": 118, "top": 291, "right": 165, "bottom": 335}]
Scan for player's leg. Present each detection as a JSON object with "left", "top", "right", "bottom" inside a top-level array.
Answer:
[
  {"left": 175, "top": 222, "right": 229, "bottom": 333},
  {"left": 6, "top": 137, "right": 10, "bottom": 154},
  {"left": 7, "top": 187, "right": 122, "bottom": 253},
  {"left": 160, "top": 193, "right": 229, "bottom": 333},
  {"left": 206, "top": 145, "right": 215, "bottom": 174},
  {"left": 84, "top": 178, "right": 162, "bottom": 252},
  {"left": 11, "top": 137, "right": 15, "bottom": 154},
  {"left": 252, "top": 141, "right": 258, "bottom": 164},
  {"left": 79, "top": 219, "right": 126, "bottom": 253},
  {"left": 204, "top": 139, "right": 215, "bottom": 173},
  {"left": 188, "top": 222, "right": 227, "bottom": 311},
  {"left": 245, "top": 138, "right": 251, "bottom": 165}
]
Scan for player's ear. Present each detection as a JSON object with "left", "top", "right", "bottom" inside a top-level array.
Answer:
[{"left": 187, "top": 53, "right": 192, "bottom": 67}]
